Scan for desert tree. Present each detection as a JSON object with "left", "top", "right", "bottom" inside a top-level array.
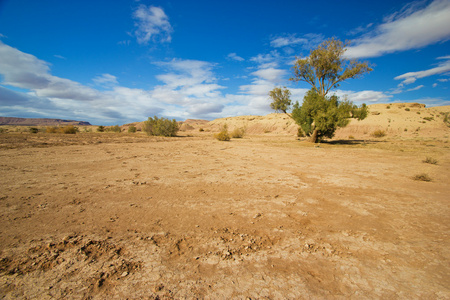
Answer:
[{"left": 269, "top": 38, "right": 372, "bottom": 143}]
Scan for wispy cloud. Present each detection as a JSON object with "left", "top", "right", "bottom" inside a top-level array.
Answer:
[
  {"left": 133, "top": 5, "right": 173, "bottom": 44},
  {"left": 270, "top": 33, "right": 324, "bottom": 50},
  {"left": 346, "top": 0, "right": 450, "bottom": 58},
  {"left": 53, "top": 55, "right": 66, "bottom": 60},
  {"left": 394, "top": 57, "right": 450, "bottom": 85},
  {"left": 406, "top": 85, "right": 425, "bottom": 92},
  {"left": 227, "top": 53, "right": 244, "bottom": 62},
  {"left": 93, "top": 74, "right": 118, "bottom": 87}
]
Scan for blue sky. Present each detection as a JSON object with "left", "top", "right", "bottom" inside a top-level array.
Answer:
[{"left": 0, "top": 0, "right": 449, "bottom": 125}]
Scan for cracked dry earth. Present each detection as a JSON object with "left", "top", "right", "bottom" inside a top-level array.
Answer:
[{"left": 0, "top": 134, "right": 449, "bottom": 299}]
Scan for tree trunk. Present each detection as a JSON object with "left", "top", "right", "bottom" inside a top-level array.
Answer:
[{"left": 309, "top": 129, "right": 319, "bottom": 143}]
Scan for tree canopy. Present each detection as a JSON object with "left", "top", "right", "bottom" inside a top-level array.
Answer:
[{"left": 291, "top": 38, "right": 372, "bottom": 97}]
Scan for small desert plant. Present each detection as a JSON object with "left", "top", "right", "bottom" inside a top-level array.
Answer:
[
  {"left": 199, "top": 128, "right": 204, "bottom": 132},
  {"left": 97, "top": 125, "right": 105, "bottom": 132},
  {"left": 297, "top": 128, "right": 305, "bottom": 137},
  {"left": 46, "top": 126, "right": 58, "bottom": 133},
  {"left": 231, "top": 127, "right": 246, "bottom": 138},
  {"left": 128, "top": 125, "right": 137, "bottom": 133},
  {"left": 29, "top": 127, "right": 39, "bottom": 133},
  {"left": 386, "top": 105, "right": 391, "bottom": 109},
  {"left": 405, "top": 108, "right": 410, "bottom": 111},
  {"left": 107, "top": 125, "right": 121, "bottom": 133},
  {"left": 423, "top": 117, "right": 434, "bottom": 121},
  {"left": 413, "top": 173, "right": 432, "bottom": 182},
  {"left": 214, "top": 124, "right": 230, "bottom": 141},
  {"left": 61, "top": 125, "right": 78, "bottom": 134},
  {"left": 348, "top": 135, "right": 355, "bottom": 139},
  {"left": 371, "top": 129, "right": 386, "bottom": 138},
  {"left": 0, "top": 127, "right": 7, "bottom": 133},
  {"left": 416, "top": 111, "right": 421, "bottom": 115},
  {"left": 423, "top": 157, "right": 438, "bottom": 165},
  {"left": 143, "top": 116, "right": 179, "bottom": 137},
  {"left": 442, "top": 113, "right": 450, "bottom": 127}
]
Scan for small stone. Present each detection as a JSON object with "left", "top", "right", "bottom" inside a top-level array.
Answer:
[{"left": 121, "top": 271, "right": 128, "bottom": 277}]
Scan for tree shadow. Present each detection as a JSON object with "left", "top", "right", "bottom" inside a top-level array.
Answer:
[{"left": 323, "top": 139, "right": 379, "bottom": 145}]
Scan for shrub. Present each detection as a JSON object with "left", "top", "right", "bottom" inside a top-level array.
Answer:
[
  {"left": 62, "top": 125, "right": 78, "bottom": 134},
  {"left": 29, "top": 127, "right": 39, "bottom": 133},
  {"left": 0, "top": 127, "right": 7, "bottom": 133},
  {"left": 423, "top": 157, "right": 438, "bottom": 165},
  {"left": 46, "top": 126, "right": 58, "bottom": 133},
  {"left": 97, "top": 125, "right": 105, "bottom": 132},
  {"left": 423, "top": 117, "right": 434, "bottom": 121},
  {"left": 199, "top": 128, "right": 204, "bottom": 132},
  {"left": 413, "top": 173, "right": 432, "bottom": 182},
  {"left": 386, "top": 105, "right": 391, "bottom": 109},
  {"left": 214, "top": 124, "right": 230, "bottom": 141},
  {"left": 371, "top": 129, "right": 386, "bottom": 138},
  {"left": 442, "top": 113, "right": 449, "bottom": 127},
  {"left": 107, "top": 125, "right": 121, "bottom": 133},
  {"left": 405, "top": 108, "right": 410, "bottom": 111},
  {"left": 143, "top": 116, "right": 179, "bottom": 137},
  {"left": 348, "top": 135, "right": 355, "bottom": 139},
  {"left": 128, "top": 125, "right": 137, "bottom": 133},
  {"left": 297, "top": 127, "right": 305, "bottom": 137},
  {"left": 231, "top": 127, "right": 246, "bottom": 138}
]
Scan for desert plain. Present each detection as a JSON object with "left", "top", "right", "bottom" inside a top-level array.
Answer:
[{"left": 0, "top": 103, "right": 449, "bottom": 299}]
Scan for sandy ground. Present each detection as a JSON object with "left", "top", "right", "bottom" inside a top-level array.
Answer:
[{"left": 0, "top": 132, "right": 449, "bottom": 299}]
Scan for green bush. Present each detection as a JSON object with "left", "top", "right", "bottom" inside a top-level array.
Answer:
[
  {"left": 107, "top": 125, "right": 121, "bottom": 133},
  {"left": 371, "top": 129, "right": 386, "bottom": 138},
  {"left": 128, "top": 125, "right": 137, "bottom": 133},
  {"left": 46, "top": 126, "right": 58, "bottom": 133},
  {"left": 405, "top": 108, "right": 410, "bottom": 111},
  {"left": 423, "top": 117, "right": 434, "bottom": 121},
  {"left": 214, "top": 124, "right": 230, "bottom": 141},
  {"left": 231, "top": 127, "right": 246, "bottom": 138},
  {"left": 143, "top": 116, "right": 179, "bottom": 137},
  {"left": 0, "top": 127, "right": 7, "bottom": 133},
  {"left": 29, "top": 127, "right": 39, "bottom": 133},
  {"left": 97, "top": 125, "right": 105, "bottom": 132}
]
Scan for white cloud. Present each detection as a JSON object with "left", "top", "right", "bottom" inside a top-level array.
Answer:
[
  {"left": 437, "top": 78, "right": 450, "bottom": 82},
  {"left": 270, "top": 33, "right": 324, "bottom": 50},
  {"left": 133, "top": 5, "right": 173, "bottom": 44},
  {"left": 334, "top": 89, "right": 393, "bottom": 104},
  {"left": 433, "top": 83, "right": 438, "bottom": 87},
  {"left": 227, "top": 53, "right": 244, "bottom": 62},
  {"left": 346, "top": 0, "right": 450, "bottom": 58},
  {"left": 270, "top": 35, "right": 307, "bottom": 48},
  {"left": 394, "top": 57, "right": 450, "bottom": 85},
  {"left": 406, "top": 85, "right": 425, "bottom": 92}
]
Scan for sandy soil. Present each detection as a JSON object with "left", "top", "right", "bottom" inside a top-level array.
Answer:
[{"left": 0, "top": 132, "right": 449, "bottom": 299}]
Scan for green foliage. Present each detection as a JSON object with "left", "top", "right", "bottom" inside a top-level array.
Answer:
[
  {"left": 214, "top": 124, "right": 230, "bottom": 141},
  {"left": 371, "top": 129, "right": 386, "bottom": 138},
  {"left": 143, "top": 116, "right": 179, "bottom": 137},
  {"left": 423, "top": 157, "right": 438, "bottom": 165},
  {"left": 0, "top": 127, "right": 7, "bottom": 133},
  {"left": 97, "top": 125, "right": 105, "bottom": 132},
  {"left": 405, "top": 108, "right": 410, "bottom": 111},
  {"left": 269, "top": 87, "right": 291, "bottom": 113},
  {"left": 29, "top": 127, "right": 39, "bottom": 133},
  {"left": 199, "top": 128, "right": 204, "bottom": 132},
  {"left": 290, "top": 89, "right": 368, "bottom": 142},
  {"left": 107, "top": 125, "right": 121, "bottom": 133},
  {"left": 231, "top": 127, "right": 246, "bottom": 138},
  {"left": 443, "top": 112, "right": 450, "bottom": 127},
  {"left": 290, "top": 38, "right": 372, "bottom": 97},
  {"left": 128, "top": 125, "right": 137, "bottom": 133},
  {"left": 423, "top": 117, "right": 434, "bottom": 121},
  {"left": 46, "top": 126, "right": 58, "bottom": 133},
  {"left": 413, "top": 173, "right": 432, "bottom": 182}
]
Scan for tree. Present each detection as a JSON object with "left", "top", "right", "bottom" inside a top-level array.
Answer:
[
  {"left": 291, "top": 90, "right": 367, "bottom": 142},
  {"left": 269, "top": 87, "right": 291, "bottom": 113},
  {"left": 269, "top": 38, "right": 372, "bottom": 143}
]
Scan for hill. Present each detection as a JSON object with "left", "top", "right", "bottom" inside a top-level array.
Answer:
[
  {"left": 0, "top": 117, "right": 91, "bottom": 126},
  {"left": 180, "top": 103, "right": 450, "bottom": 139}
]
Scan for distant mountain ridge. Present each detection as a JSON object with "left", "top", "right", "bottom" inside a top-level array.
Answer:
[{"left": 0, "top": 117, "right": 91, "bottom": 126}]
